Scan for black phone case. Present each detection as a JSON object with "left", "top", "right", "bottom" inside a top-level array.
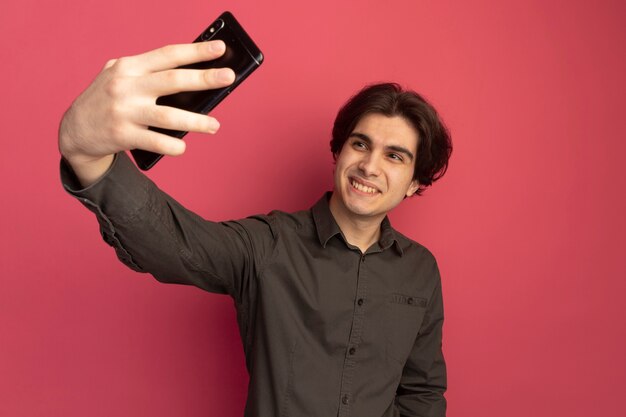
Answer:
[{"left": 131, "top": 11, "right": 263, "bottom": 170}]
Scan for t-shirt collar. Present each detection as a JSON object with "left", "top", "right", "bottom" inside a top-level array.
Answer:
[{"left": 311, "top": 192, "right": 403, "bottom": 256}]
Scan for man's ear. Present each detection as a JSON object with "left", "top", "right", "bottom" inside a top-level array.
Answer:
[{"left": 406, "top": 180, "right": 420, "bottom": 197}]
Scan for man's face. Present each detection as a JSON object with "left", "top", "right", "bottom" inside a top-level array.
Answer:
[{"left": 331, "top": 113, "right": 420, "bottom": 222}]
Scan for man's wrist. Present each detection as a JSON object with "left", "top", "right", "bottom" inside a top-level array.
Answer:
[{"left": 63, "top": 153, "right": 115, "bottom": 188}]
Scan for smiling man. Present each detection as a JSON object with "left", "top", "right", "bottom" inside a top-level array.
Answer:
[
  {"left": 330, "top": 112, "right": 421, "bottom": 252},
  {"left": 59, "top": 42, "right": 452, "bottom": 417}
]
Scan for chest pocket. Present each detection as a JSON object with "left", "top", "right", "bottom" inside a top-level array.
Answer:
[{"left": 386, "top": 293, "right": 428, "bottom": 365}]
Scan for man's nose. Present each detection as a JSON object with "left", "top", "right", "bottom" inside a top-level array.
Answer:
[{"left": 358, "top": 153, "right": 382, "bottom": 177}]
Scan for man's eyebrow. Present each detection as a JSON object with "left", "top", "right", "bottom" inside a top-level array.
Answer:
[
  {"left": 349, "top": 132, "right": 415, "bottom": 162},
  {"left": 350, "top": 132, "right": 373, "bottom": 145}
]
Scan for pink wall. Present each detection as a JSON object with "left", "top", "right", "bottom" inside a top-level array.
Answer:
[{"left": 1, "top": 0, "right": 624, "bottom": 416}]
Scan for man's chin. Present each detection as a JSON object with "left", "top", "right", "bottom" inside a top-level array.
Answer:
[{"left": 344, "top": 201, "right": 380, "bottom": 218}]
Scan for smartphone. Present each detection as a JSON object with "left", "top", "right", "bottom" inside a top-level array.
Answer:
[{"left": 131, "top": 11, "right": 264, "bottom": 170}]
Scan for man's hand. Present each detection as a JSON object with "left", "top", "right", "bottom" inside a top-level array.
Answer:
[{"left": 58, "top": 40, "right": 235, "bottom": 186}]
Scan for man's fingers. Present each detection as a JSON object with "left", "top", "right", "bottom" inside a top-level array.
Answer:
[
  {"left": 132, "top": 129, "right": 187, "bottom": 156},
  {"left": 119, "top": 41, "right": 227, "bottom": 74},
  {"left": 136, "top": 104, "right": 221, "bottom": 134},
  {"left": 103, "top": 58, "right": 117, "bottom": 69},
  {"left": 138, "top": 67, "right": 235, "bottom": 96}
]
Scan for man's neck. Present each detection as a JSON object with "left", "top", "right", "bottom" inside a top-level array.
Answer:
[{"left": 328, "top": 193, "right": 385, "bottom": 253}]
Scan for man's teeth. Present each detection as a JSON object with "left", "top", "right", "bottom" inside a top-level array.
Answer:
[{"left": 351, "top": 180, "right": 378, "bottom": 194}]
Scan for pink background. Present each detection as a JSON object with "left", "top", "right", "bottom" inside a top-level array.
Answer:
[{"left": 1, "top": 0, "right": 625, "bottom": 416}]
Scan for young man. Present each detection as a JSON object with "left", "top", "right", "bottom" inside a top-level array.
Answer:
[{"left": 59, "top": 40, "right": 452, "bottom": 417}]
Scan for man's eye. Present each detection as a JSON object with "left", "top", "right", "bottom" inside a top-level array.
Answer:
[
  {"left": 389, "top": 153, "right": 403, "bottom": 162},
  {"left": 353, "top": 141, "right": 367, "bottom": 149}
]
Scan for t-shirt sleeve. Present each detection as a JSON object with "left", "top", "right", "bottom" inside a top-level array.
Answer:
[{"left": 60, "top": 152, "right": 278, "bottom": 302}]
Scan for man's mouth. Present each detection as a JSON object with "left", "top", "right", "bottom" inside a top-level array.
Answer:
[{"left": 350, "top": 177, "right": 380, "bottom": 194}]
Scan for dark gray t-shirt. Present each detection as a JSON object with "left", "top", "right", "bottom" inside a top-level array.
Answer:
[{"left": 61, "top": 152, "right": 447, "bottom": 417}]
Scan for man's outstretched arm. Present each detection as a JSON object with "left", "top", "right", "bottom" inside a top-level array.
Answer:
[{"left": 58, "top": 41, "right": 276, "bottom": 300}]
